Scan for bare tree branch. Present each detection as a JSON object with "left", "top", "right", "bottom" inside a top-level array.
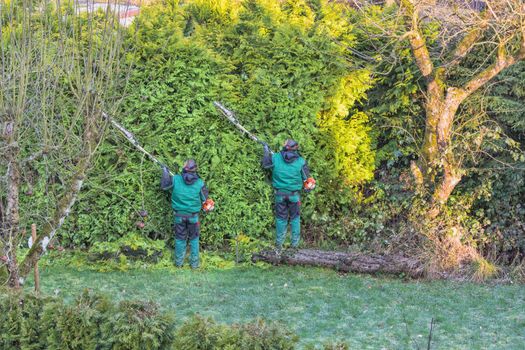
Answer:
[
  {"left": 401, "top": 0, "right": 435, "bottom": 79},
  {"left": 0, "top": 0, "right": 130, "bottom": 287},
  {"left": 446, "top": 11, "right": 490, "bottom": 68},
  {"left": 19, "top": 111, "right": 105, "bottom": 279},
  {"left": 462, "top": 43, "right": 525, "bottom": 95},
  {"left": 19, "top": 146, "right": 59, "bottom": 165}
]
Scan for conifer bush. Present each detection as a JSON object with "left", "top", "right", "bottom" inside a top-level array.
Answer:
[
  {"left": 0, "top": 290, "right": 175, "bottom": 350},
  {"left": 172, "top": 315, "right": 299, "bottom": 349},
  {"left": 0, "top": 290, "right": 303, "bottom": 349}
]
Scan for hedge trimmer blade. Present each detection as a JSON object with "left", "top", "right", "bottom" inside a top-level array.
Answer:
[
  {"left": 213, "top": 102, "right": 273, "bottom": 154},
  {"left": 103, "top": 112, "right": 175, "bottom": 176}
]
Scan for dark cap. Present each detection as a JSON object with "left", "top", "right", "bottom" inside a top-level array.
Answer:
[
  {"left": 283, "top": 139, "right": 299, "bottom": 151},
  {"left": 183, "top": 159, "right": 197, "bottom": 172}
]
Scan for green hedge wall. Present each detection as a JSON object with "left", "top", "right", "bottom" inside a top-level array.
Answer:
[{"left": 61, "top": 0, "right": 375, "bottom": 247}]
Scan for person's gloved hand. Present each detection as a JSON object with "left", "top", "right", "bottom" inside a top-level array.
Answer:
[
  {"left": 160, "top": 165, "right": 173, "bottom": 190},
  {"left": 202, "top": 198, "right": 215, "bottom": 212},
  {"left": 261, "top": 142, "right": 270, "bottom": 153},
  {"left": 303, "top": 177, "right": 316, "bottom": 193}
]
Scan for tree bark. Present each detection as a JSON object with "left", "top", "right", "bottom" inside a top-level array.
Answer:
[
  {"left": 434, "top": 166, "right": 461, "bottom": 201},
  {"left": 423, "top": 50, "right": 524, "bottom": 217},
  {"left": 401, "top": 0, "right": 525, "bottom": 217},
  {"left": 2, "top": 121, "right": 21, "bottom": 288},
  {"left": 18, "top": 112, "right": 103, "bottom": 281},
  {"left": 420, "top": 82, "right": 444, "bottom": 171},
  {"left": 252, "top": 249, "right": 424, "bottom": 278}
]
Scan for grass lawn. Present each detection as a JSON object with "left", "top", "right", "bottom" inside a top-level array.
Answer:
[{"left": 25, "top": 265, "right": 524, "bottom": 349}]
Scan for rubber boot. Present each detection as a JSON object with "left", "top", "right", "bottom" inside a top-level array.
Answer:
[
  {"left": 276, "top": 217, "right": 288, "bottom": 248},
  {"left": 189, "top": 237, "right": 200, "bottom": 269},
  {"left": 290, "top": 215, "right": 301, "bottom": 248},
  {"left": 175, "top": 239, "right": 187, "bottom": 267}
]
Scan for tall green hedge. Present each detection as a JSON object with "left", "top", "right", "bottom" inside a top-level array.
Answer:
[{"left": 61, "top": 0, "right": 375, "bottom": 247}]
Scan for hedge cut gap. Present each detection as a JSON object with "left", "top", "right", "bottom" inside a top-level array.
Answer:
[{"left": 252, "top": 249, "right": 424, "bottom": 278}]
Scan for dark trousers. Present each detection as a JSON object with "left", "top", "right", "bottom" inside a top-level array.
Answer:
[
  {"left": 275, "top": 192, "right": 301, "bottom": 248},
  {"left": 174, "top": 215, "right": 200, "bottom": 268}
]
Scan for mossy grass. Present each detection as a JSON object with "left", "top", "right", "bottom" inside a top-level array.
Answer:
[{"left": 23, "top": 265, "right": 525, "bottom": 348}]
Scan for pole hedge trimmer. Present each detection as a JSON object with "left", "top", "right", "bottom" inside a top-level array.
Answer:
[
  {"left": 103, "top": 112, "right": 174, "bottom": 176},
  {"left": 213, "top": 102, "right": 274, "bottom": 155},
  {"left": 104, "top": 113, "right": 174, "bottom": 222},
  {"left": 104, "top": 113, "right": 215, "bottom": 214},
  {"left": 212, "top": 103, "right": 316, "bottom": 192}
]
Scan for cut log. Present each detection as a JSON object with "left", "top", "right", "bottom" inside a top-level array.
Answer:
[{"left": 252, "top": 249, "right": 424, "bottom": 278}]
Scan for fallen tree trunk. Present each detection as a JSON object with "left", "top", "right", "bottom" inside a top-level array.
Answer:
[{"left": 252, "top": 249, "right": 424, "bottom": 278}]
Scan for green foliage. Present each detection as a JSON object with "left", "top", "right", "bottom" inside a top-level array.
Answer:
[
  {"left": 173, "top": 316, "right": 232, "bottom": 349},
  {"left": 61, "top": 0, "right": 375, "bottom": 248},
  {"left": 0, "top": 292, "right": 50, "bottom": 349},
  {"left": 89, "top": 233, "right": 166, "bottom": 263},
  {"left": 352, "top": 5, "right": 423, "bottom": 168},
  {"left": 0, "top": 289, "right": 305, "bottom": 349},
  {"left": 0, "top": 290, "right": 174, "bottom": 350},
  {"left": 228, "top": 233, "right": 271, "bottom": 263},
  {"left": 304, "top": 5, "right": 425, "bottom": 247},
  {"left": 234, "top": 318, "right": 299, "bottom": 349},
  {"left": 454, "top": 61, "right": 525, "bottom": 262},
  {"left": 36, "top": 237, "right": 271, "bottom": 273},
  {"left": 172, "top": 315, "right": 299, "bottom": 349},
  {"left": 106, "top": 300, "right": 175, "bottom": 350},
  {"left": 43, "top": 291, "right": 111, "bottom": 349},
  {"left": 305, "top": 342, "right": 349, "bottom": 350}
]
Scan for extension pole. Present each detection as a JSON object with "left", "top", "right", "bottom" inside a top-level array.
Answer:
[
  {"left": 31, "top": 224, "right": 40, "bottom": 293},
  {"left": 213, "top": 102, "right": 274, "bottom": 155},
  {"left": 103, "top": 112, "right": 175, "bottom": 176}
]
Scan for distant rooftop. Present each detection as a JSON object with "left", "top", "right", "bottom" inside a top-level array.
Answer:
[{"left": 75, "top": 0, "right": 140, "bottom": 27}]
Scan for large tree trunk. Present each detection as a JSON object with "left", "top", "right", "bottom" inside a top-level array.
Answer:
[
  {"left": 5, "top": 161, "right": 21, "bottom": 288},
  {"left": 18, "top": 111, "right": 103, "bottom": 281},
  {"left": 420, "top": 80, "right": 445, "bottom": 172},
  {"left": 252, "top": 249, "right": 424, "bottom": 278},
  {"left": 2, "top": 120, "right": 21, "bottom": 288},
  {"left": 402, "top": 1, "right": 525, "bottom": 218},
  {"left": 420, "top": 89, "right": 465, "bottom": 218}
]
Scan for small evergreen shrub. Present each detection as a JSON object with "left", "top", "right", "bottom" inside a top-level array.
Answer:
[
  {"left": 0, "top": 291, "right": 302, "bottom": 349},
  {"left": 234, "top": 318, "right": 300, "bottom": 349},
  {"left": 105, "top": 300, "right": 175, "bottom": 350},
  {"left": 0, "top": 293, "right": 51, "bottom": 349},
  {"left": 172, "top": 315, "right": 299, "bottom": 349},
  {"left": 0, "top": 290, "right": 174, "bottom": 350},
  {"left": 89, "top": 233, "right": 166, "bottom": 263}
]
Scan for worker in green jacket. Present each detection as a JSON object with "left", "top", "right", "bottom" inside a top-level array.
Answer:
[
  {"left": 161, "top": 159, "right": 214, "bottom": 268},
  {"left": 262, "top": 139, "right": 316, "bottom": 250}
]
